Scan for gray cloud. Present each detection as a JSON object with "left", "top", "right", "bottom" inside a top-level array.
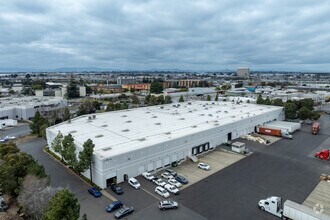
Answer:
[{"left": 0, "top": 0, "right": 330, "bottom": 71}]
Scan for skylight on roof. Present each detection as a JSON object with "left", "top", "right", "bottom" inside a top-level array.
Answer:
[{"left": 121, "top": 129, "right": 129, "bottom": 132}]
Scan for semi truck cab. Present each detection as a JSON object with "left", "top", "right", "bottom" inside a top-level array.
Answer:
[
  {"left": 258, "top": 196, "right": 283, "bottom": 218},
  {"left": 315, "top": 149, "right": 330, "bottom": 160}
]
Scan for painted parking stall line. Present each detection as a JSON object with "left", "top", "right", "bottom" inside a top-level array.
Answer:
[{"left": 141, "top": 187, "right": 162, "bottom": 200}]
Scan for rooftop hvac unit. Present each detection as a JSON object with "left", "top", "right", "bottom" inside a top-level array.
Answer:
[
  {"left": 88, "top": 116, "right": 92, "bottom": 120},
  {"left": 93, "top": 115, "right": 96, "bottom": 119},
  {"left": 67, "top": 119, "right": 71, "bottom": 124}
]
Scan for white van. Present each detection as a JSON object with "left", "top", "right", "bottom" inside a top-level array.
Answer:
[
  {"left": 155, "top": 186, "right": 170, "bottom": 198},
  {"left": 128, "top": 177, "right": 141, "bottom": 189}
]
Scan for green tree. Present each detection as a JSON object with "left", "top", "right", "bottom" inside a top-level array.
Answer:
[
  {"left": 62, "top": 134, "right": 77, "bottom": 168},
  {"left": 30, "top": 111, "right": 49, "bottom": 137},
  {"left": 179, "top": 95, "right": 184, "bottom": 102},
  {"left": 235, "top": 82, "right": 243, "bottom": 88},
  {"left": 145, "top": 94, "right": 151, "bottom": 103},
  {"left": 52, "top": 132, "right": 64, "bottom": 160},
  {"left": 272, "top": 98, "right": 283, "bottom": 106},
  {"left": 298, "top": 107, "right": 311, "bottom": 120},
  {"left": 256, "top": 94, "right": 264, "bottom": 104},
  {"left": 299, "top": 98, "right": 314, "bottom": 111},
  {"left": 130, "top": 87, "right": 135, "bottom": 93},
  {"left": 67, "top": 76, "right": 80, "bottom": 99},
  {"left": 81, "top": 214, "right": 88, "bottom": 220},
  {"left": 148, "top": 95, "right": 158, "bottom": 106},
  {"left": 164, "top": 95, "right": 172, "bottom": 104},
  {"left": 42, "top": 189, "right": 80, "bottom": 220},
  {"left": 0, "top": 146, "right": 46, "bottom": 197},
  {"left": 150, "top": 81, "right": 163, "bottom": 94},
  {"left": 310, "top": 111, "right": 321, "bottom": 120},
  {"left": 131, "top": 95, "right": 140, "bottom": 106},
  {"left": 77, "top": 139, "right": 95, "bottom": 183},
  {"left": 207, "top": 95, "right": 211, "bottom": 101},
  {"left": 63, "top": 107, "right": 71, "bottom": 121},
  {"left": 264, "top": 97, "right": 271, "bottom": 105},
  {"left": 9, "top": 89, "right": 16, "bottom": 95},
  {"left": 215, "top": 94, "right": 219, "bottom": 101},
  {"left": 106, "top": 102, "right": 115, "bottom": 111},
  {"left": 157, "top": 95, "right": 165, "bottom": 105},
  {"left": 221, "top": 84, "right": 231, "bottom": 90},
  {"left": 284, "top": 102, "right": 297, "bottom": 120}
]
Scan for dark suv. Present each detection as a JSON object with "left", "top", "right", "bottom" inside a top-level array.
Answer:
[
  {"left": 111, "top": 184, "right": 124, "bottom": 195},
  {"left": 175, "top": 175, "right": 188, "bottom": 184},
  {"left": 106, "top": 201, "right": 123, "bottom": 213}
]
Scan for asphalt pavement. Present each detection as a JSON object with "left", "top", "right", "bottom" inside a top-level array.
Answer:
[
  {"left": 17, "top": 138, "right": 114, "bottom": 220},
  {"left": 1, "top": 123, "right": 30, "bottom": 138},
  {"left": 13, "top": 115, "right": 330, "bottom": 220}
]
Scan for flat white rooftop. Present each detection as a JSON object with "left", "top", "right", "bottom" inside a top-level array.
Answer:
[
  {"left": 0, "top": 96, "right": 65, "bottom": 109},
  {"left": 48, "top": 101, "right": 282, "bottom": 157}
]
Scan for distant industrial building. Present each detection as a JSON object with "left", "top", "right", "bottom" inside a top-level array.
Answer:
[
  {"left": 122, "top": 83, "right": 150, "bottom": 91},
  {"left": 35, "top": 86, "right": 86, "bottom": 98},
  {"left": 237, "top": 67, "right": 250, "bottom": 78},
  {"left": 46, "top": 101, "right": 283, "bottom": 188},
  {"left": 117, "top": 76, "right": 137, "bottom": 85},
  {"left": 0, "top": 97, "right": 67, "bottom": 120}
]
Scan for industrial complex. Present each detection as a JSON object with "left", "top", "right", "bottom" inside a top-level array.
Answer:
[{"left": 46, "top": 101, "right": 283, "bottom": 188}]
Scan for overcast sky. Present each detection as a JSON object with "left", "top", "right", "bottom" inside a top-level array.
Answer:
[{"left": 1, "top": 0, "right": 330, "bottom": 71}]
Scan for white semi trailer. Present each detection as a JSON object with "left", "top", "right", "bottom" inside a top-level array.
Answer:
[{"left": 258, "top": 196, "right": 330, "bottom": 220}]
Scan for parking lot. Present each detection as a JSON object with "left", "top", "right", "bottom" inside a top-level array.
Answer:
[
  {"left": 14, "top": 115, "right": 330, "bottom": 220},
  {"left": 169, "top": 149, "right": 245, "bottom": 189}
]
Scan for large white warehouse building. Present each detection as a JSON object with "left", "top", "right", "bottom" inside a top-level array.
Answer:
[{"left": 46, "top": 101, "right": 283, "bottom": 188}]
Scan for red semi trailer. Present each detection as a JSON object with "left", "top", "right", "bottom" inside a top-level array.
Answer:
[
  {"left": 257, "top": 126, "right": 282, "bottom": 137},
  {"left": 315, "top": 149, "right": 329, "bottom": 160}
]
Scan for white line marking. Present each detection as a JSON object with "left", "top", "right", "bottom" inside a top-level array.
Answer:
[{"left": 141, "top": 187, "right": 161, "bottom": 200}]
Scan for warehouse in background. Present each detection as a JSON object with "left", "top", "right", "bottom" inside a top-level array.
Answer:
[{"left": 46, "top": 101, "right": 283, "bottom": 188}]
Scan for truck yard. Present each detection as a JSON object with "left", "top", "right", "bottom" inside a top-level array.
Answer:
[{"left": 96, "top": 115, "right": 330, "bottom": 220}]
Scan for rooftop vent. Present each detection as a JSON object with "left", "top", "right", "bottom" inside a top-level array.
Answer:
[
  {"left": 214, "top": 123, "right": 219, "bottom": 126},
  {"left": 102, "top": 147, "right": 112, "bottom": 151},
  {"left": 154, "top": 122, "right": 161, "bottom": 125},
  {"left": 179, "top": 118, "right": 185, "bottom": 120},
  {"left": 121, "top": 115, "right": 127, "bottom": 117},
  {"left": 92, "top": 115, "right": 96, "bottom": 119},
  {"left": 164, "top": 132, "right": 171, "bottom": 135},
  {"left": 88, "top": 116, "right": 92, "bottom": 120},
  {"left": 152, "top": 116, "right": 157, "bottom": 118},
  {"left": 95, "top": 134, "right": 103, "bottom": 138},
  {"left": 145, "top": 111, "right": 150, "bottom": 114},
  {"left": 121, "top": 129, "right": 129, "bottom": 132},
  {"left": 138, "top": 138, "right": 146, "bottom": 141},
  {"left": 199, "top": 114, "right": 205, "bottom": 116},
  {"left": 126, "top": 120, "right": 132, "bottom": 123},
  {"left": 188, "top": 102, "right": 192, "bottom": 105},
  {"left": 101, "top": 125, "right": 108, "bottom": 127},
  {"left": 208, "top": 114, "right": 212, "bottom": 117},
  {"left": 69, "top": 130, "right": 77, "bottom": 134},
  {"left": 191, "top": 125, "right": 197, "bottom": 128}
]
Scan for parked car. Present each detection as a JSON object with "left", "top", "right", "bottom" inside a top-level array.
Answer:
[
  {"left": 153, "top": 178, "right": 166, "bottom": 187},
  {"left": 155, "top": 186, "right": 170, "bottom": 198},
  {"left": 128, "top": 177, "right": 141, "bottom": 189},
  {"left": 198, "top": 162, "right": 210, "bottom": 170},
  {"left": 159, "top": 200, "right": 178, "bottom": 210},
  {"left": 161, "top": 172, "right": 173, "bottom": 179},
  {"left": 168, "top": 178, "right": 182, "bottom": 188},
  {"left": 164, "top": 184, "right": 179, "bottom": 195},
  {"left": 111, "top": 184, "right": 123, "bottom": 195},
  {"left": 0, "top": 201, "right": 8, "bottom": 212},
  {"left": 175, "top": 175, "right": 188, "bottom": 184},
  {"left": 106, "top": 201, "right": 123, "bottom": 212},
  {"left": 142, "top": 172, "right": 155, "bottom": 181},
  {"left": 88, "top": 187, "right": 102, "bottom": 197},
  {"left": 165, "top": 169, "right": 177, "bottom": 177},
  {"left": 114, "top": 206, "right": 134, "bottom": 219}
]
